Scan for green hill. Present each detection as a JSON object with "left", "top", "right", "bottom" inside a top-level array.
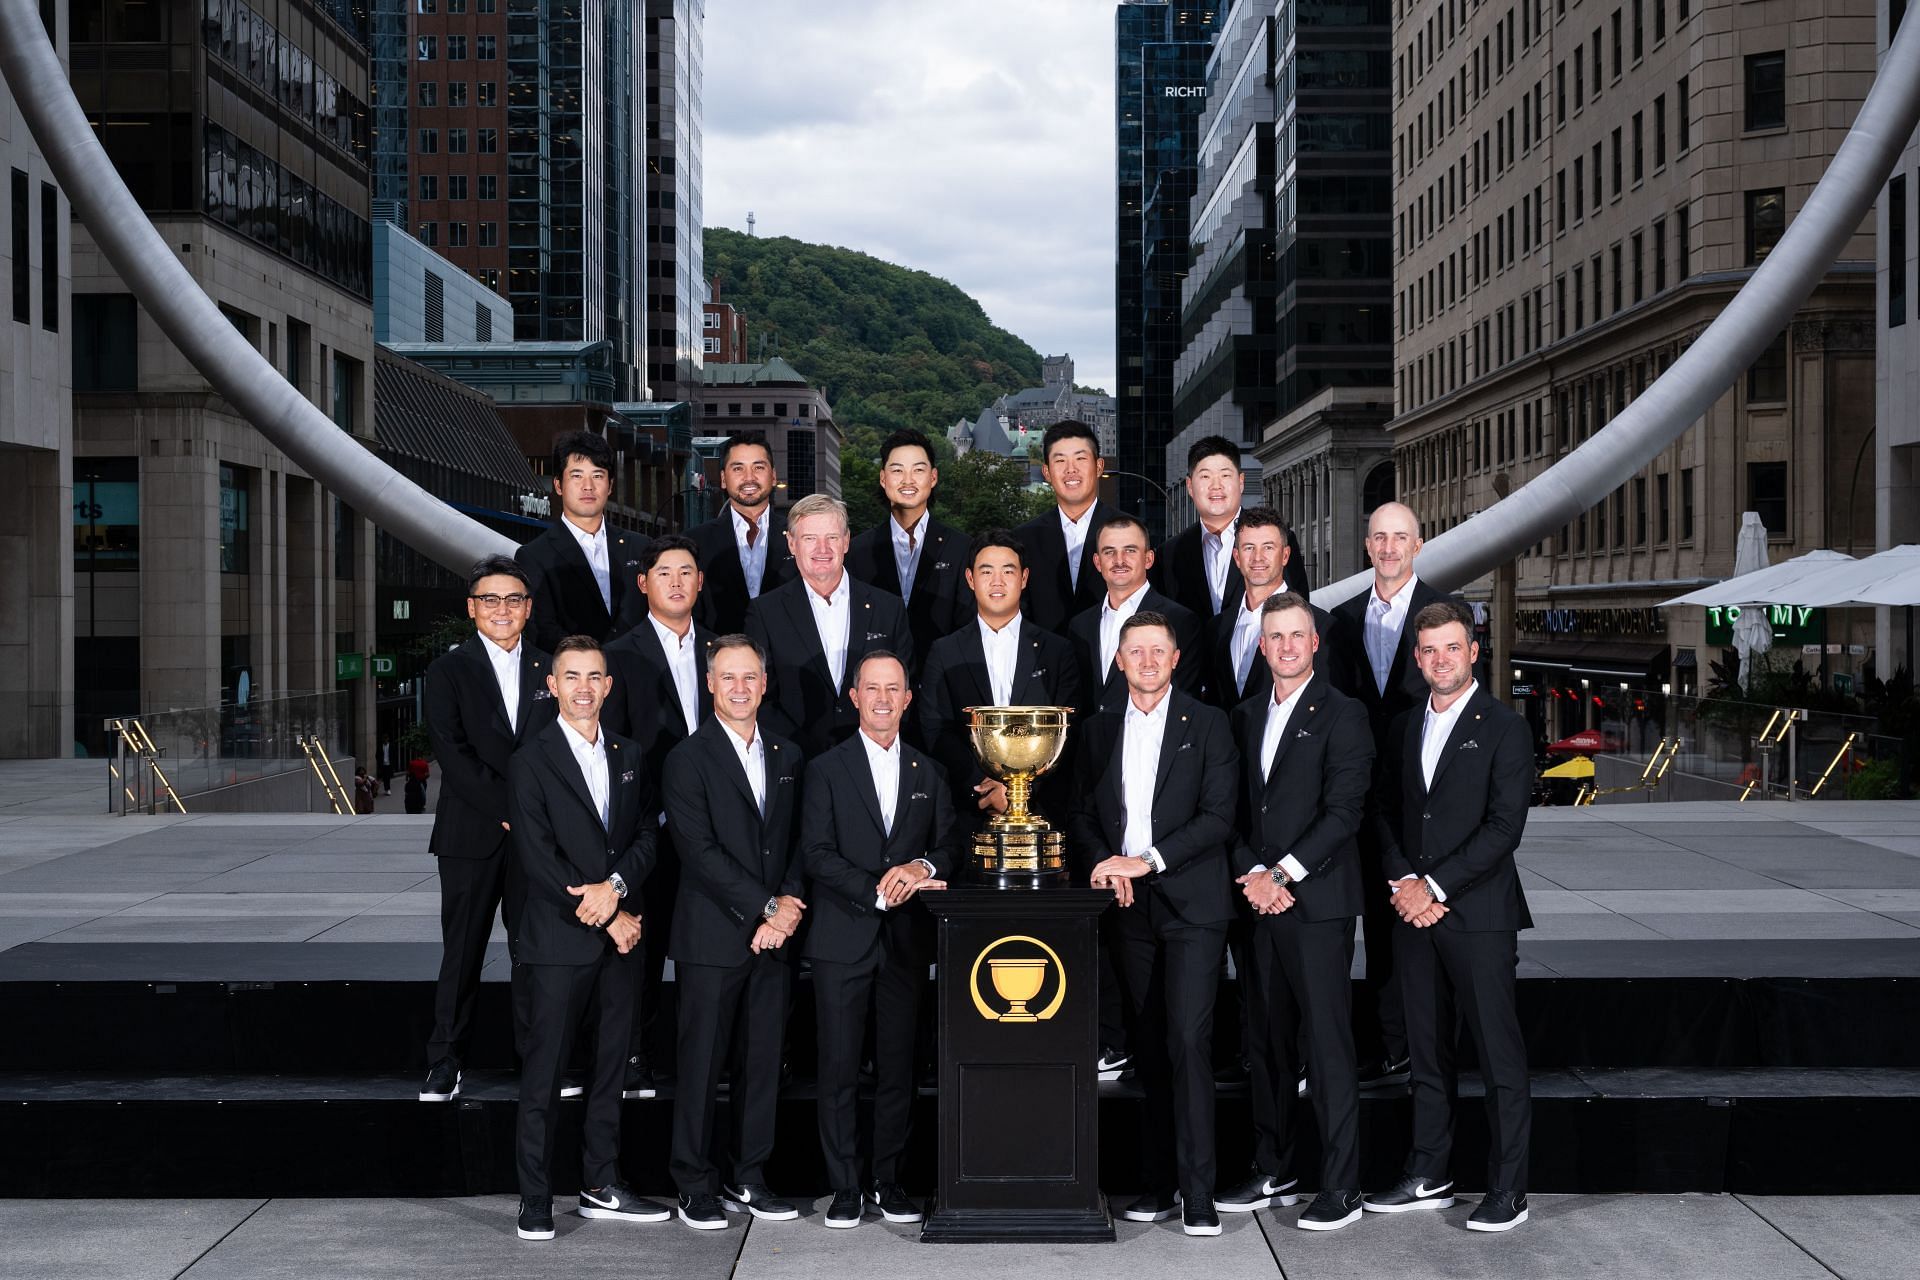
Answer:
[{"left": 703, "top": 226, "right": 1053, "bottom": 531}]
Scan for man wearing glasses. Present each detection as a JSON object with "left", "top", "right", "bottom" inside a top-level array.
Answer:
[{"left": 419, "top": 556, "right": 557, "bottom": 1103}]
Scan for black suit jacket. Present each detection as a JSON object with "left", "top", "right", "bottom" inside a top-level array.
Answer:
[
  {"left": 600, "top": 617, "right": 715, "bottom": 791},
  {"left": 1151, "top": 519, "right": 1246, "bottom": 621},
  {"left": 1065, "top": 586, "right": 1204, "bottom": 716},
  {"left": 515, "top": 520, "right": 651, "bottom": 653},
  {"left": 916, "top": 617, "right": 1083, "bottom": 824},
  {"left": 506, "top": 721, "right": 659, "bottom": 965},
  {"left": 686, "top": 506, "right": 797, "bottom": 635},
  {"left": 799, "top": 733, "right": 959, "bottom": 965},
  {"left": 1326, "top": 577, "right": 1456, "bottom": 738},
  {"left": 744, "top": 575, "right": 915, "bottom": 756},
  {"left": 846, "top": 514, "right": 975, "bottom": 662},
  {"left": 424, "top": 635, "right": 557, "bottom": 860},
  {"left": 663, "top": 718, "right": 805, "bottom": 967},
  {"left": 1067, "top": 689, "right": 1238, "bottom": 926},
  {"left": 1229, "top": 674, "right": 1374, "bottom": 922},
  {"left": 1374, "top": 684, "right": 1534, "bottom": 933},
  {"left": 1014, "top": 500, "right": 1122, "bottom": 636},
  {"left": 1204, "top": 598, "right": 1335, "bottom": 713}
]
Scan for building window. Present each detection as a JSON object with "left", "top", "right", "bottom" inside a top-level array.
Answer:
[
  {"left": 479, "top": 222, "right": 497, "bottom": 247},
  {"left": 418, "top": 175, "right": 438, "bottom": 201},
  {"left": 1632, "top": 230, "right": 1644, "bottom": 301},
  {"left": 1613, "top": 484, "right": 1627, "bottom": 546},
  {"left": 1677, "top": 75, "right": 1690, "bottom": 151},
  {"left": 10, "top": 169, "right": 27, "bottom": 324},
  {"left": 478, "top": 82, "right": 497, "bottom": 107},
  {"left": 1634, "top": 477, "right": 1648, "bottom": 544},
  {"left": 332, "top": 354, "right": 361, "bottom": 434},
  {"left": 448, "top": 129, "right": 468, "bottom": 154},
  {"left": 447, "top": 221, "right": 468, "bottom": 247},
  {"left": 478, "top": 175, "right": 497, "bottom": 200},
  {"left": 703, "top": 336, "right": 719, "bottom": 354},
  {"left": 703, "top": 310, "right": 720, "bottom": 329},
  {"left": 477, "top": 35, "right": 496, "bottom": 59},
  {"left": 447, "top": 81, "right": 467, "bottom": 108},
  {"left": 1678, "top": 203, "right": 1691, "bottom": 281},
  {"left": 1633, "top": 0, "right": 1644, "bottom": 60},
  {"left": 418, "top": 129, "right": 438, "bottom": 154},
  {"left": 446, "top": 34, "right": 466, "bottom": 60},
  {"left": 219, "top": 465, "right": 251, "bottom": 575},
  {"left": 39, "top": 183, "right": 57, "bottom": 333},
  {"left": 726, "top": 402, "right": 741, "bottom": 416},
  {"left": 73, "top": 456, "right": 139, "bottom": 572},
  {"left": 1746, "top": 189, "right": 1785, "bottom": 264},
  {"left": 418, "top": 81, "right": 436, "bottom": 107},
  {"left": 1654, "top": 95, "right": 1666, "bottom": 168},
  {"left": 478, "top": 129, "right": 498, "bottom": 154},
  {"left": 1681, "top": 467, "right": 1695, "bottom": 540},
  {"left": 1745, "top": 52, "right": 1786, "bottom": 130},
  {"left": 1748, "top": 461, "right": 1788, "bottom": 535},
  {"left": 1891, "top": 175, "right": 1907, "bottom": 328},
  {"left": 1747, "top": 328, "right": 1788, "bottom": 401},
  {"left": 417, "top": 35, "right": 436, "bottom": 60},
  {"left": 1632, "top": 111, "right": 1643, "bottom": 183},
  {"left": 1654, "top": 217, "right": 1667, "bottom": 291},
  {"left": 1657, "top": 472, "right": 1671, "bottom": 542},
  {"left": 786, "top": 430, "right": 817, "bottom": 499},
  {"left": 73, "top": 293, "right": 138, "bottom": 391},
  {"left": 1611, "top": 243, "right": 1623, "bottom": 312},
  {"left": 447, "top": 175, "right": 467, "bottom": 201}
]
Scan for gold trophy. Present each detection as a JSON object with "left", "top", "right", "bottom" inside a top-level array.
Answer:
[
  {"left": 966, "top": 705, "right": 1071, "bottom": 888},
  {"left": 986, "top": 957, "right": 1050, "bottom": 1021}
]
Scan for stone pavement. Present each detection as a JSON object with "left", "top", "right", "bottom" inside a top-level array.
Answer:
[{"left": 0, "top": 1194, "right": 1912, "bottom": 1279}]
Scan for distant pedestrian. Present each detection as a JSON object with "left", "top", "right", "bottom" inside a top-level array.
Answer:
[
  {"left": 378, "top": 737, "right": 397, "bottom": 795},
  {"left": 354, "top": 766, "right": 379, "bottom": 815},
  {"left": 405, "top": 759, "right": 429, "bottom": 815}
]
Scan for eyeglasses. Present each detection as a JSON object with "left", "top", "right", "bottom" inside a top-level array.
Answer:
[{"left": 470, "top": 593, "right": 531, "bottom": 609}]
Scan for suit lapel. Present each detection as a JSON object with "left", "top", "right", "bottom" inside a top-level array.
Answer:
[
  {"left": 704, "top": 720, "right": 763, "bottom": 818},
  {"left": 555, "top": 522, "right": 613, "bottom": 632},
  {"left": 463, "top": 636, "right": 514, "bottom": 736},
  {"left": 847, "top": 740, "right": 887, "bottom": 839},
  {"left": 605, "top": 738, "right": 628, "bottom": 842},
  {"left": 1153, "top": 699, "right": 1191, "bottom": 799},
  {"left": 1013, "top": 627, "right": 1044, "bottom": 700},
  {"left": 1262, "top": 675, "right": 1326, "bottom": 789},
  {"left": 955, "top": 622, "right": 995, "bottom": 706},
  {"left": 1425, "top": 687, "right": 1487, "bottom": 794},
  {"left": 1386, "top": 581, "right": 1435, "bottom": 697},
  {"left": 541, "top": 723, "right": 605, "bottom": 833},
  {"left": 515, "top": 645, "right": 544, "bottom": 742},
  {"left": 783, "top": 582, "right": 833, "bottom": 685}
]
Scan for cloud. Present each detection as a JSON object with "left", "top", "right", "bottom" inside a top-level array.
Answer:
[{"left": 700, "top": 0, "right": 1118, "bottom": 396}]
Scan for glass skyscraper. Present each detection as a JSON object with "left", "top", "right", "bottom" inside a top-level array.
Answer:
[{"left": 645, "top": 0, "right": 705, "bottom": 404}]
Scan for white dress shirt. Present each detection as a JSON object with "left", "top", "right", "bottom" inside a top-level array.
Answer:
[
  {"left": 860, "top": 731, "right": 936, "bottom": 911},
  {"left": 1201, "top": 517, "right": 1237, "bottom": 614},
  {"left": 1230, "top": 593, "right": 1263, "bottom": 694},
  {"left": 1097, "top": 584, "right": 1149, "bottom": 679},
  {"left": 1059, "top": 505, "right": 1096, "bottom": 591},
  {"left": 563, "top": 516, "right": 613, "bottom": 614},
  {"left": 558, "top": 715, "right": 611, "bottom": 827},
  {"left": 650, "top": 614, "right": 701, "bottom": 736},
  {"left": 891, "top": 511, "right": 930, "bottom": 601},
  {"left": 1364, "top": 574, "right": 1419, "bottom": 694},
  {"left": 805, "top": 572, "right": 853, "bottom": 689},
  {"left": 1255, "top": 680, "right": 1312, "bottom": 882},
  {"left": 722, "top": 721, "right": 767, "bottom": 814},
  {"left": 1119, "top": 694, "right": 1170, "bottom": 864},
  {"left": 1412, "top": 680, "right": 1478, "bottom": 902},
  {"left": 980, "top": 613, "right": 1022, "bottom": 705},
  {"left": 731, "top": 505, "right": 772, "bottom": 598},
  {"left": 482, "top": 636, "right": 522, "bottom": 733}
]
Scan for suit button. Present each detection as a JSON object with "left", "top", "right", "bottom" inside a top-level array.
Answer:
[
  {"left": 1422, "top": 812, "right": 1431, "bottom": 820},
  {"left": 763, "top": 849, "right": 771, "bottom": 857},
  {"left": 1261, "top": 805, "right": 1268, "bottom": 813}
]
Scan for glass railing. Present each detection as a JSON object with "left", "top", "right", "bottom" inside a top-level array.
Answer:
[{"left": 104, "top": 691, "right": 350, "bottom": 813}]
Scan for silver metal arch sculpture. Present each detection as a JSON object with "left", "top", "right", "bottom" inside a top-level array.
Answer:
[
  {"left": 0, "top": 2, "right": 516, "bottom": 573},
  {"left": 4, "top": 6, "right": 1919, "bottom": 586}
]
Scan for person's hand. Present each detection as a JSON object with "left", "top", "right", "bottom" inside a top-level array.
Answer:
[
  {"left": 750, "top": 922, "right": 788, "bottom": 953},
  {"left": 569, "top": 880, "right": 620, "bottom": 926},
  {"left": 975, "top": 779, "right": 1009, "bottom": 814},
  {"left": 1090, "top": 856, "right": 1148, "bottom": 907},
  {"left": 1410, "top": 901, "right": 1449, "bottom": 928},
  {"left": 1237, "top": 871, "right": 1278, "bottom": 913},
  {"left": 769, "top": 895, "right": 806, "bottom": 934},
  {"left": 877, "top": 861, "right": 932, "bottom": 907},
  {"left": 916, "top": 879, "right": 948, "bottom": 893},
  {"left": 1089, "top": 871, "right": 1135, "bottom": 907},
  {"left": 606, "top": 912, "right": 642, "bottom": 953},
  {"left": 500, "top": 821, "right": 511, "bottom": 832},
  {"left": 1391, "top": 878, "right": 1435, "bottom": 923}
]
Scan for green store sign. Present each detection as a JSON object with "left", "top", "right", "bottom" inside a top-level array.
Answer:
[{"left": 1703, "top": 604, "right": 1823, "bottom": 646}]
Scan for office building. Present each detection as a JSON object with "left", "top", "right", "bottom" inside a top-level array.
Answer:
[
  {"left": 1878, "top": 0, "right": 1919, "bottom": 674},
  {"left": 645, "top": 0, "right": 705, "bottom": 403},
  {"left": 699, "top": 356, "right": 842, "bottom": 503},
  {"left": 374, "top": 220, "right": 513, "bottom": 344}
]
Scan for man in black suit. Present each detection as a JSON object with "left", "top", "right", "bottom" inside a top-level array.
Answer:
[
  {"left": 1362, "top": 600, "right": 1533, "bottom": 1233},
  {"left": 1207, "top": 510, "right": 1333, "bottom": 713},
  {"left": 917, "top": 530, "right": 1082, "bottom": 832},
  {"left": 745, "top": 494, "right": 914, "bottom": 757},
  {"left": 419, "top": 556, "right": 557, "bottom": 1103},
  {"left": 1068, "top": 514, "right": 1203, "bottom": 715},
  {"left": 1151, "top": 435, "right": 1246, "bottom": 622},
  {"left": 600, "top": 534, "right": 713, "bottom": 1099},
  {"left": 663, "top": 635, "right": 808, "bottom": 1231},
  {"left": 687, "top": 433, "right": 797, "bottom": 634},
  {"left": 1216, "top": 593, "right": 1374, "bottom": 1231},
  {"left": 1014, "top": 420, "right": 1118, "bottom": 635},
  {"left": 1326, "top": 501, "right": 1454, "bottom": 1087},
  {"left": 801, "top": 651, "right": 958, "bottom": 1229},
  {"left": 846, "top": 429, "right": 974, "bottom": 664},
  {"left": 1071, "top": 612, "right": 1237, "bottom": 1238},
  {"left": 505, "top": 636, "right": 671, "bottom": 1241},
  {"left": 516, "top": 429, "right": 651, "bottom": 652}
]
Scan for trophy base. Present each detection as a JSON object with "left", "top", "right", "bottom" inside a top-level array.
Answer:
[{"left": 971, "top": 825, "right": 1067, "bottom": 890}]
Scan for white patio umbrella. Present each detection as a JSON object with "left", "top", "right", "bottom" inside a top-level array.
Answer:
[
  {"left": 1659, "top": 547, "right": 1858, "bottom": 608},
  {"left": 1781, "top": 545, "right": 1920, "bottom": 607},
  {"left": 1730, "top": 514, "right": 1777, "bottom": 691}
]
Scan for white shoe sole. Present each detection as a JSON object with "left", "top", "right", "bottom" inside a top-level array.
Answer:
[
  {"left": 1363, "top": 1196, "right": 1454, "bottom": 1214},
  {"left": 1120, "top": 1208, "right": 1180, "bottom": 1223},
  {"left": 578, "top": 1206, "right": 672, "bottom": 1223},
  {"left": 1297, "top": 1208, "right": 1363, "bottom": 1231},
  {"left": 1183, "top": 1221, "right": 1223, "bottom": 1236},
  {"left": 824, "top": 1215, "right": 863, "bottom": 1229},
  {"left": 679, "top": 1211, "right": 728, "bottom": 1231},
  {"left": 417, "top": 1090, "right": 458, "bottom": 1102},
  {"left": 879, "top": 1209, "right": 924, "bottom": 1224},
  {"left": 1467, "top": 1208, "right": 1528, "bottom": 1232},
  {"left": 516, "top": 1227, "right": 554, "bottom": 1241},
  {"left": 621, "top": 1088, "right": 657, "bottom": 1099},
  {"left": 721, "top": 1200, "right": 800, "bottom": 1221}
]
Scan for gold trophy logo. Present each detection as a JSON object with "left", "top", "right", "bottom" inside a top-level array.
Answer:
[
  {"left": 969, "top": 935, "right": 1066, "bottom": 1022},
  {"left": 966, "top": 705, "right": 1071, "bottom": 886}
]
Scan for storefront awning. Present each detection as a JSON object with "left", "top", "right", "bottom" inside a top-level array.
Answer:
[{"left": 1510, "top": 640, "right": 1671, "bottom": 681}]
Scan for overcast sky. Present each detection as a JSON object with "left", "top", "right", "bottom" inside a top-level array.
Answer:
[{"left": 702, "top": 0, "right": 1117, "bottom": 396}]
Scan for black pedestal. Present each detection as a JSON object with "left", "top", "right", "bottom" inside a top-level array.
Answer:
[{"left": 919, "top": 888, "right": 1114, "bottom": 1244}]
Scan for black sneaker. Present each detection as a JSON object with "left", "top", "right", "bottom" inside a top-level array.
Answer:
[
  {"left": 578, "top": 1182, "right": 672, "bottom": 1222},
  {"left": 419, "top": 1058, "right": 461, "bottom": 1102},
  {"left": 1096, "top": 1048, "right": 1132, "bottom": 1081},
  {"left": 824, "top": 1188, "right": 864, "bottom": 1229},
  {"left": 517, "top": 1195, "right": 555, "bottom": 1241},
  {"left": 1212, "top": 1056, "right": 1250, "bottom": 1086},
  {"left": 870, "top": 1181, "right": 923, "bottom": 1224},
  {"left": 1118, "top": 1190, "right": 1180, "bottom": 1223},
  {"left": 720, "top": 1182, "right": 800, "bottom": 1221},
  {"left": 1182, "top": 1199, "right": 1222, "bottom": 1237},
  {"left": 1213, "top": 1172, "right": 1299, "bottom": 1212},
  {"left": 1358, "top": 1055, "right": 1412, "bottom": 1090},
  {"left": 1467, "top": 1190, "right": 1528, "bottom": 1232},
  {"left": 560, "top": 1071, "right": 586, "bottom": 1099},
  {"left": 678, "top": 1193, "right": 727, "bottom": 1230},
  {"left": 1363, "top": 1175, "right": 1455, "bottom": 1213},
  {"left": 622, "top": 1059, "right": 657, "bottom": 1100},
  {"left": 1297, "top": 1189, "right": 1364, "bottom": 1231}
]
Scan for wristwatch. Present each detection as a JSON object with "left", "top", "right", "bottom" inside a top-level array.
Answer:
[
  {"left": 609, "top": 873, "right": 628, "bottom": 899},
  {"left": 762, "top": 896, "right": 780, "bottom": 921},
  {"left": 1269, "top": 866, "right": 1293, "bottom": 888}
]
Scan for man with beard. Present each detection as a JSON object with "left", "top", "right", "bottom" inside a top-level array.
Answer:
[{"left": 687, "top": 433, "right": 796, "bottom": 634}]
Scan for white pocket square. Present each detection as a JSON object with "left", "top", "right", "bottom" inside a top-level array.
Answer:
[
  {"left": 532, "top": 689, "right": 554, "bottom": 700},
  {"left": 866, "top": 631, "right": 888, "bottom": 641},
  {"left": 1180, "top": 741, "right": 1193, "bottom": 750},
  {"left": 911, "top": 791, "right": 930, "bottom": 800},
  {"left": 1295, "top": 729, "right": 1313, "bottom": 738},
  {"left": 620, "top": 770, "right": 636, "bottom": 783},
  {"left": 1459, "top": 740, "right": 1479, "bottom": 750}
]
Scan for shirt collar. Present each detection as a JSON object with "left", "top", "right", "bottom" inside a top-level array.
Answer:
[
  {"left": 649, "top": 613, "right": 694, "bottom": 653},
  {"left": 979, "top": 612, "right": 1021, "bottom": 644},
  {"left": 1202, "top": 515, "right": 1238, "bottom": 544},
  {"left": 1426, "top": 680, "right": 1478, "bottom": 724},
  {"left": 562, "top": 515, "right": 606, "bottom": 551},
  {"left": 1059, "top": 504, "right": 1096, "bottom": 537},
  {"left": 1124, "top": 692, "right": 1172, "bottom": 727},
  {"left": 891, "top": 511, "right": 930, "bottom": 547},
  {"left": 557, "top": 715, "right": 603, "bottom": 756},
  {"left": 730, "top": 505, "right": 769, "bottom": 538},
  {"left": 481, "top": 635, "right": 521, "bottom": 661},
  {"left": 1271, "top": 678, "right": 1309, "bottom": 715},
  {"left": 1103, "top": 582, "right": 1149, "bottom": 619},
  {"left": 1373, "top": 573, "right": 1419, "bottom": 611},
  {"left": 807, "top": 572, "right": 850, "bottom": 606},
  {"left": 860, "top": 730, "right": 901, "bottom": 765}
]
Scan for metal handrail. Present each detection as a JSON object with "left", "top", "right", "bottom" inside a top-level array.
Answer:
[
  {"left": 106, "top": 718, "right": 187, "bottom": 814},
  {"left": 1809, "top": 732, "right": 1862, "bottom": 799},
  {"left": 1739, "top": 710, "right": 1801, "bottom": 802},
  {"left": 1573, "top": 737, "right": 1681, "bottom": 806},
  {"left": 298, "top": 736, "right": 352, "bottom": 815}
]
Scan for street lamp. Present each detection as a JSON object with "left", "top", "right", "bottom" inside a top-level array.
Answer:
[{"left": 1100, "top": 469, "right": 1169, "bottom": 502}]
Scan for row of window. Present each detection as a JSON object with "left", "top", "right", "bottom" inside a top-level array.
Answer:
[
  {"left": 418, "top": 175, "right": 499, "bottom": 202},
  {"left": 416, "top": 34, "right": 498, "bottom": 60},
  {"left": 415, "top": 1, "right": 499, "bottom": 12},
  {"left": 699, "top": 402, "right": 815, "bottom": 419},
  {"left": 203, "top": 123, "right": 373, "bottom": 298},
  {"left": 201, "top": 0, "right": 369, "bottom": 164},
  {"left": 7, "top": 171, "right": 59, "bottom": 333},
  {"left": 415, "top": 127, "right": 499, "bottom": 155},
  {"left": 416, "top": 221, "right": 499, "bottom": 249},
  {"left": 416, "top": 80, "right": 499, "bottom": 109}
]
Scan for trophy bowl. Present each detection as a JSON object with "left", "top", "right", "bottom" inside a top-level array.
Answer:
[
  {"left": 986, "top": 957, "right": 1049, "bottom": 1022},
  {"left": 965, "top": 705, "right": 1072, "bottom": 888}
]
